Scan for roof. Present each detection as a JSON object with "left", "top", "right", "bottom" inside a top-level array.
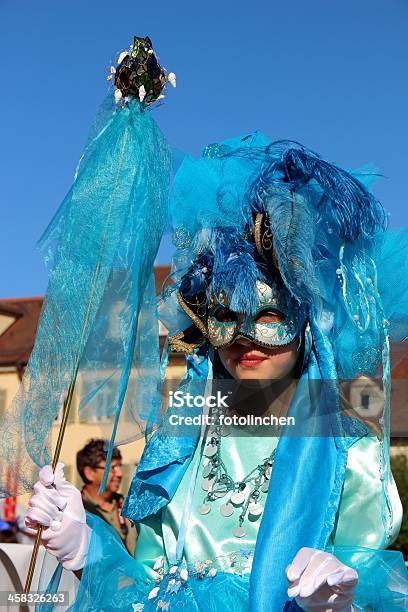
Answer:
[
  {"left": 0, "top": 298, "right": 43, "bottom": 368},
  {"left": 390, "top": 341, "right": 408, "bottom": 378},
  {"left": 0, "top": 266, "right": 171, "bottom": 369}
]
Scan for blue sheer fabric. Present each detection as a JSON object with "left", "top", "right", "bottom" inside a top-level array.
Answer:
[
  {"left": 0, "top": 98, "right": 171, "bottom": 495},
  {"left": 249, "top": 320, "right": 347, "bottom": 610},
  {"left": 122, "top": 351, "right": 208, "bottom": 521},
  {"left": 59, "top": 513, "right": 407, "bottom": 611}
]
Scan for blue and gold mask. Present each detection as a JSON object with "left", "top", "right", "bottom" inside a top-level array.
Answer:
[{"left": 207, "top": 279, "right": 306, "bottom": 349}]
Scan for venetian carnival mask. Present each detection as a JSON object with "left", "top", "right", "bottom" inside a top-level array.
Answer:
[
  {"left": 207, "top": 279, "right": 306, "bottom": 349},
  {"left": 165, "top": 269, "right": 307, "bottom": 355},
  {"left": 164, "top": 211, "right": 309, "bottom": 354}
]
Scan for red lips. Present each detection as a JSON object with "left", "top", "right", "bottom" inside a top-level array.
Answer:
[{"left": 237, "top": 352, "right": 267, "bottom": 368}]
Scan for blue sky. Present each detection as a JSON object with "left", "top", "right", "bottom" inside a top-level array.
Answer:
[{"left": 1, "top": 0, "right": 407, "bottom": 297}]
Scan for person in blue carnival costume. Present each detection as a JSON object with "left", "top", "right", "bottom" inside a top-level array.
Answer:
[
  {"left": 26, "top": 131, "right": 408, "bottom": 611},
  {"left": 17, "top": 37, "right": 408, "bottom": 612}
]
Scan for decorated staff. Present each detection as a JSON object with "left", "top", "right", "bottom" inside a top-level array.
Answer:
[{"left": 0, "top": 36, "right": 175, "bottom": 591}]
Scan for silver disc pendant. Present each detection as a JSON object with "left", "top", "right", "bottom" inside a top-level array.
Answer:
[
  {"left": 230, "top": 491, "right": 246, "bottom": 505},
  {"left": 205, "top": 444, "right": 218, "bottom": 458},
  {"left": 201, "top": 478, "right": 213, "bottom": 491},
  {"left": 248, "top": 502, "right": 263, "bottom": 517},
  {"left": 261, "top": 479, "right": 269, "bottom": 493},
  {"left": 233, "top": 525, "right": 246, "bottom": 538},
  {"left": 198, "top": 503, "right": 211, "bottom": 515},
  {"left": 202, "top": 464, "right": 213, "bottom": 478},
  {"left": 265, "top": 466, "right": 272, "bottom": 479},
  {"left": 220, "top": 503, "right": 234, "bottom": 517}
]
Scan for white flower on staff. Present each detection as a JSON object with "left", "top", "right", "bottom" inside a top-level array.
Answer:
[
  {"left": 117, "top": 51, "right": 128, "bottom": 64},
  {"left": 138, "top": 85, "right": 146, "bottom": 102},
  {"left": 167, "top": 72, "right": 176, "bottom": 88}
]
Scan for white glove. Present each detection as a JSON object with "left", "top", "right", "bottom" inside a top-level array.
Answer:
[
  {"left": 24, "top": 462, "right": 91, "bottom": 571},
  {"left": 286, "top": 547, "right": 358, "bottom": 611}
]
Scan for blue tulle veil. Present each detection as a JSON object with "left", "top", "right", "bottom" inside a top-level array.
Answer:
[{"left": 0, "top": 96, "right": 171, "bottom": 494}]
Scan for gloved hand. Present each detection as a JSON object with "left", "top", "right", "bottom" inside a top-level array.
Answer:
[
  {"left": 24, "top": 462, "right": 91, "bottom": 571},
  {"left": 286, "top": 547, "right": 358, "bottom": 611}
]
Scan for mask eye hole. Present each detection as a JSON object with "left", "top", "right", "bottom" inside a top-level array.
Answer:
[
  {"left": 256, "top": 308, "right": 286, "bottom": 324},
  {"left": 213, "top": 307, "right": 237, "bottom": 323}
]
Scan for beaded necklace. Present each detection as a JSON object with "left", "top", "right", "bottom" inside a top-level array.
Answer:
[{"left": 197, "top": 406, "right": 276, "bottom": 538}]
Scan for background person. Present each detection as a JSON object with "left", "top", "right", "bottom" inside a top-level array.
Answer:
[{"left": 76, "top": 438, "right": 137, "bottom": 555}]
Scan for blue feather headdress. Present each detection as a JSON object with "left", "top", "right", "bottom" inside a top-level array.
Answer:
[{"left": 162, "top": 132, "right": 406, "bottom": 380}]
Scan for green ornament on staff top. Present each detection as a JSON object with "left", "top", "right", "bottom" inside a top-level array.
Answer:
[{"left": 108, "top": 35, "right": 176, "bottom": 105}]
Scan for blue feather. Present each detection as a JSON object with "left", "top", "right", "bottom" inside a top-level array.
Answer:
[
  {"left": 239, "top": 140, "right": 387, "bottom": 305},
  {"left": 264, "top": 187, "right": 319, "bottom": 306},
  {"left": 276, "top": 141, "right": 387, "bottom": 241},
  {"left": 211, "top": 229, "right": 264, "bottom": 314},
  {"left": 179, "top": 254, "right": 213, "bottom": 297}
]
